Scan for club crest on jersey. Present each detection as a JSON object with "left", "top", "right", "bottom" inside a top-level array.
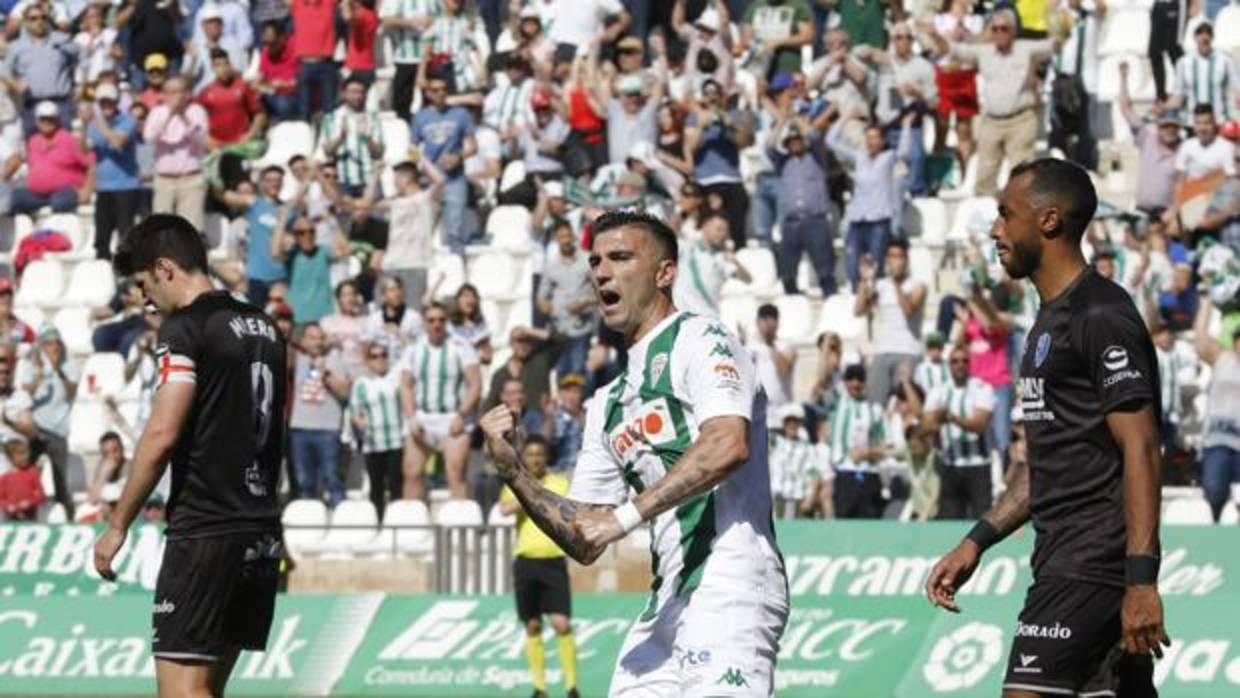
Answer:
[
  {"left": 1033, "top": 332, "right": 1051, "bottom": 368},
  {"left": 1102, "top": 345, "right": 1129, "bottom": 371},
  {"left": 608, "top": 398, "right": 678, "bottom": 462},
  {"left": 650, "top": 352, "right": 669, "bottom": 386}
]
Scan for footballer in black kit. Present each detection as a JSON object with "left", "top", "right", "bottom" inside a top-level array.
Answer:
[
  {"left": 94, "top": 215, "right": 288, "bottom": 697},
  {"left": 927, "top": 160, "right": 1168, "bottom": 698}
]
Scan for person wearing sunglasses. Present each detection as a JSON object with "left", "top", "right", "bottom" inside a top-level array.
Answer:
[
  {"left": 269, "top": 209, "right": 351, "bottom": 324},
  {"left": 2, "top": 3, "right": 77, "bottom": 135},
  {"left": 919, "top": 344, "right": 997, "bottom": 519},
  {"left": 350, "top": 342, "right": 405, "bottom": 520}
]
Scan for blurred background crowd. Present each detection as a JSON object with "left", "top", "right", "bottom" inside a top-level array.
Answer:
[{"left": 0, "top": 0, "right": 1238, "bottom": 533}]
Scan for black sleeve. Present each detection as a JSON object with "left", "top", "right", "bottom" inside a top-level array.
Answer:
[{"left": 1075, "top": 301, "right": 1157, "bottom": 414}]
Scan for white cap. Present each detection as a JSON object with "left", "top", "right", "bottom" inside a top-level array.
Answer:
[
  {"left": 543, "top": 180, "right": 565, "bottom": 199},
  {"left": 199, "top": 5, "right": 223, "bottom": 22},
  {"left": 695, "top": 8, "right": 722, "bottom": 32},
  {"left": 101, "top": 482, "right": 123, "bottom": 503},
  {"left": 777, "top": 403, "right": 806, "bottom": 422},
  {"left": 34, "top": 101, "right": 59, "bottom": 119},
  {"left": 95, "top": 83, "right": 120, "bottom": 102},
  {"left": 626, "top": 140, "right": 657, "bottom": 167},
  {"left": 519, "top": 5, "right": 539, "bottom": 19}
]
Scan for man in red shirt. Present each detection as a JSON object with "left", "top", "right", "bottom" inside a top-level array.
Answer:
[
  {"left": 197, "top": 49, "right": 267, "bottom": 190},
  {"left": 256, "top": 21, "right": 298, "bottom": 122},
  {"left": 290, "top": 0, "right": 338, "bottom": 120},
  {"left": 342, "top": 0, "right": 380, "bottom": 86}
]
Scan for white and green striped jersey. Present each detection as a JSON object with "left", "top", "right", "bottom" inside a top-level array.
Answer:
[
  {"left": 673, "top": 240, "right": 735, "bottom": 317},
  {"left": 318, "top": 107, "right": 385, "bottom": 189},
  {"left": 828, "top": 393, "right": 887, "bottom": 473},
  {"left": 426, "top": 15, "right": 481, "bottom": 91},
  {"left": 568, "top": 312, "right": 786, "bottom": 621},
  {"left": 351, "top": 374, "right": 406, "bottom": 453},
  {"left": 914, "top": 357, "right": 949, "bottom": 394},
  {"left": 381, "top": 0, "right": 441, "bottom": 65},
  {"left": 769, "top": 433, "right": 825, "bottom": 500},
  {"left": 401, "top": 336, "right": 479, "bottom": 415},
  {"left": 482, "top": 79, "right": 535, "bottom": 132},
  {"left": 925, "top": 377, "right": 995, "bottom": 467},
  {"left": 1156, "top": 345, "right": 1182, "bottom": 422}
]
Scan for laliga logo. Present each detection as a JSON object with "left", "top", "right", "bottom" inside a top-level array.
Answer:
[{"left": 923, "top": 622, "right": 1005, "bottom": 692}]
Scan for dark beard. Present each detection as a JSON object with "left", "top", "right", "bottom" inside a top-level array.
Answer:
[{"left": 1002, "top": 240, "right": 1041, "bottom": 280}]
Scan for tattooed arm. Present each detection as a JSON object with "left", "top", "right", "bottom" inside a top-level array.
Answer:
[
  {"left": 631, "top": 416, "right": 748, "bottom": 519},
  {"left": 980, "top": 453, "right": 1030, "bottom": 537}
]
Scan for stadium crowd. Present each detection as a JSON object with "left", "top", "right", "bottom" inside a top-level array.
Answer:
[{"left": 0, "top": 0, "right": 1238, "bottom": 531}]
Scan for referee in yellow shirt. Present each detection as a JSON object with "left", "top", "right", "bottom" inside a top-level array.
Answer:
[{"left": 499, "top": 434, "right": 579, "bottom": 698}]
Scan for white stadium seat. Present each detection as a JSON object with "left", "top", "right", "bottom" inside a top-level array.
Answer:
[
  {"left": 383, "top": 499, "right": 434, "bottom": 554},
  {"left": 258, "top": 120, "right": 316, "bottom": 168},
  {"left": 467, "top": 253, "right": 517, "bottom": 300},
  {"left": 1162, "top": 498, "right": 1214, "bottom": 525},
  {"left": 67, "top": 401, "right": 111, "bottom": 456},
  {"left": 817, "top": 293, "right": 866, "bottom": 343},
  {"left": 773, "top": 294, "right": 814, "bottom": 346},
  {"left": 1097, "top": 56, "right": 1157, "bottom": 103},
  {"left": 15, "top": 259, "right": 65, "bottom": 308},
  {"left": 13, "top": 306, "right": 44, "bottom": 331},
  {"left": 282, "top": 499, "right": 329, "bottom": 556},
  {"left": 909, "top": 245, "right": 936, "bottom": 288},
  {"left": 80, "top": 352, "right": 127, "bottom": 401},
  {"left": 428, "top": 254, "right": 466, "bottom": 300},
  {"left": 52, "top": 307, "right": 94, "bottom": 356},
  {"left": 320, "top": 500, "right": 379, "bottom": 554},
  {"left": 485, "top": 205, "right": 534, "bottom": 253},
  {"left": 907, "top": 197, "right": 948, "bottom": 248},
  {"left": 1100, "top": 10, "right": 1151, "bottom": 57},
  {"left": 63, "top": 260, "right": 116, "bottom": 308},
  {"left": 949, "top": 196, "right": 998, "bottom": 243},
  {"left": 487, "top": 501, "right": 516, "bottom": 526},
  {"left": 1217, "top": 6, "right": 1240, "bottom": 54},
  {"left": 433, "top": 499, "right": 484, "bottom": 527},
  {"left": 380, "top": 114, "right": 411, "bottom": 164},
  {"left": 719, "top": 295, "right": 757, "bottom": 338},
  {"left": 731, "top": 247, "right": 780, "bottom": 298},
  {"left": 38, "top": 213, "right": 88, "bottom": 258}
]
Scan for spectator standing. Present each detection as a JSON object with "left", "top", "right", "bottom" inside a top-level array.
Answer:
[
  {"left": 218, "top": 165, "right": 288, "bottom": 306},
  {"left": 684, "top": 78, "right": 753, "bottom": 248},
  {"left": 673, "top": 213, "right": 752, "bottom": 317},
  {"left": 861, "top": 22, "right": 938, "bottom": 197},
  {"left": 931, "top": 0, "right": 982, "bottom": 161},
  {"left": 83, "top": 83, "right": 141, "bottom": 260},
  {"left": 0, "top": 438, "right": 43, "bottom": 520},
  {"left": 136, "top": 54, "right": 169, "bottom": 109},
  {"left": 363, "top": 159, "right": 443, "bottom": 308},
  {"left": 197, "top": 48, "right": 266, "bottom": 189},
  {"left": 538, "top": 221, "right": 597, "bottom": 377},
  {"left": 741, "top": 0, "right": 814, "bottom": 77},
  {"left": 271, "top": 212, "right": 351, "bottom": 325},
  {"left": 746, "top": 303, "right": 796, "bottom": 427},
  {"left": 914, "top": 332, "right": 950, "bottom": 394},
  {"left": 926, "top": 9, "right": 1056, "bottom": 197},
  {"left": 448, "top": 284, "right": 493, "bottom": 365},
  {"left": 320, "top": 77, "right": 386, "bottom": 197},
  {"left": 1171, "top": 22, "right": 1238, "bottom": 125},
  {"left": 367, "top": 275, "right": 423, "bottom": 358},
  {"left": 342, "top": 0, "right": 380, "bottom": 86},
  {"left": 855, "top": 240, "right": 928, "bottom": 404},
  {"left": 1147, "top": 0, "right": 1187, "bottom": 102},
  {"left": 520, "top": 89, "right": 571, "bottom": 177},
  {"left": 672, "top": 1, "right": 734, "bottom": 95},
  {"left": 423, "top": 0, "right": 484, "bottom": 94},
  {"left": 543, "top": 373, "right": 585, "bottom": 472},
  {"left": 1151, "top": 320, "right": 1182, "bottom": 450},
  {"left": 485, "top": 326, "right": 560, "bottom": 412},
  {"left": 828, "top": 107, "right": 914, "bottom": 287},
  {"left": 400, "top": 302, "right": 481, "bottom": 501},
  {"left": 1, "top": 4, "right": 78, "bottom": 133},
  {"left": 255, "top": 21, "right": 298, "bottom": 123},
  {"left": 806, "top": 331, "right": 843, "bottom": 432},
  {"left": 768, "top": 108, "right": 835, "bottom": 295},
  {"left": 10, "top": 101, "right": 91, "bottom": 214},
  {"left": 598, "top": 53, "right": 663, "bottom": 168},
  {"left": 1194, "top": 291, "right": 1240, "bottom": 522},
  {"left": 921, "top": 343, "right": 996, "bottom": 519},
  {"left": 115, "top": 0, "right": 184, "bottom": 87},
  {"left": 951, "top": 283, "right": 1015, "bottom": 467},
  {"left": 483, "top": 55, "right": 535, "bottom": 152},
  {"left": 289, "top": 324, "right": 350, "bottom": 505},
  {"left": 350, "top": 341, "right": 405, "bottom": 520},
  {"left": 185, "top": 7, "right": 248, "bottom": 94},
  {"left": 16, "top": 326, "right": 78, "bottom": 518},
  {"left": 144, "top": 76, "right": 208, "bottom": 229},
  {"left": 380, "top": 0, "right": 438, "bottom": 121},
  {"left": 73, "top": 2, "right": 120, "bottom": 86},
  {"left": 1118, "top": 63, "right": 1181, "bottom": 219},
  {"left": 545, "top": 0, "right": 629, "bottom": 54},
  {"left": 769, "top": 403, "right": 823, "bottom": 519},
  {"left": 1048, "top": 0, "right": 1105, "bottom": 171},
  {"left": 191, "top": 0, "right": 254, "bottom": 51},
  {"left": 320, "top": 279, "right": 371, "bottom": 376},
  {"left": 290, "top": 0, "right": 338, "bottom": 120},
  {"left": 828, "top": 363, "right": 889, "bottom": 519},
  {"left": 411, "top": 73, "right": 477, "bottom": 254}
]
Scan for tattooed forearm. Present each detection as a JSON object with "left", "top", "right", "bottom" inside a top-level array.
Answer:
[
  {"left": 982, "top": 460, "right": 1030, "bottom": 537},
  {"left": 635, "top": 416, "right": 748, "bottom": 520},
  {"left": 506, "top": 467, "right": 611, "bottom": 565}
]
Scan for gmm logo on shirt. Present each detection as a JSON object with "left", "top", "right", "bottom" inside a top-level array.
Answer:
[{"left": 608, "top": 397, "right": 679, "bottom": 463}]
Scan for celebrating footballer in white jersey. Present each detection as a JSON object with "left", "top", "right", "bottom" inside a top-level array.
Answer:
[{"left": 480, "top": 211, "right": 788, "bottom": 697}]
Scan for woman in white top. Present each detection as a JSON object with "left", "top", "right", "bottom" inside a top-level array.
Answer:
[{"left": 448, "top": 283, "right": 493, "bottom": 365}]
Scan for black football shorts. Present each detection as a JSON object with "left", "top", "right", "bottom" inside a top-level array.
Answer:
[
  {"left": 1003, "top": 577, "right": 1156, "bottom": 697},
  {"left": 152, "top": 532, "right": 282, "bottom": 661},
  {"left": 514, "top": 556, "right": 572, "bottom": 622}
]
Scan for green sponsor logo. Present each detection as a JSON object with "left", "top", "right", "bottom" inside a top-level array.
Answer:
[
  {"left": 709, "top": 342, "right": 734, "bottom": 358},
  {"left": 717, "top": 667, "right": 748, "bottom": 687},
  {"left": 704, "top": 324, "right": 728, "bottom": 338}
]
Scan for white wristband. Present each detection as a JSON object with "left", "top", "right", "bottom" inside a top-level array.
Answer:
[{"left": 613, "top": 501, "right": 644, "bottom": 534}]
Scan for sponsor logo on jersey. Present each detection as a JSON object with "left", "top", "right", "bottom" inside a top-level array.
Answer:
[
  {"left": 713, "top": 363, "right": 740, "bottom": 381},
  {"left": 1033, "top": 332, "right": 1051, "bottom": 368},
  {"left": 1015, "top": 621, "right": 1073, "bottom": 640},
  {"left": 153, "top": 600, "right": 175, "bottom": 614},
  {"left": 1102, "top": 345, "right": 1129, "bottom": 371},
  {"left": 1103, "top": 369, "right": 1142, "bottom": 388},
  {"left": 607, "top": 398, "right": 679, "bottom": 462},
  {"left": 709, "top": 342, "right": 734, "bottom": 359},
  {"left": 717, "top": 667, "right": 748, "bottom": 687},
  {"left": 1014, "top": 653, "right": 1041, "bottom": 674},
  {"left": 674, "top": 644, "right": 713, "bottom": 669},
  {"left": 704, "top": 324, "right": 729, "bottom": 339},
  {"left": 1017, "top": 377, "right": 1053, "bottom": 422}
]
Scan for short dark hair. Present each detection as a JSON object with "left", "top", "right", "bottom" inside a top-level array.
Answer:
[
  {"left": 1193, "top": 103, "right": 1215, "bottom": 118},
  {"left": 886, "top": 238, "right": 910, "bottom": 254},
  {"left": 99, "top": 431, "right": 122, "bottom": 447},
  {"left": 287, "top": 154, "right": 306, "bottom": 168},
  {"left": 523, "top": 433, "right": 549, "bottom": 450},
  {"left": 334, "top": 279, "right": 359, "bottom": 300},
  {"left": 1008, "top": 158, "right": 1098, "bottom": 240},
  {"left": 393, "top": 161, "right": 418, "bottom": 177},
  {"left": 209, "top": 47, "right": 230, "bottom": 63},
  {"left": 549, "top": 217, "right": 574, "bottom": 236},
  {"left": 757, "top": 303, "right": 779, "bottom": 320},
  {"left": 591, "top": 209, "right": 678, "bottom": 262},
  {"left": 343, "top": 75, "right": 367, "bottom": 90},
  {"left": 261, "top": 164, "right": 284, "bottom": 178},
  {"left": 114, "top": 214, "right": 208, "bottom": 276}
]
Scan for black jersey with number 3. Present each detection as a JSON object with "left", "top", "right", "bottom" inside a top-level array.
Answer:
[
  {"left": 1017, "top": 268, "right": 1160, "bottom": 587},
  {"left": 156, "top": 291, "right": 287, "bottom": 540}
]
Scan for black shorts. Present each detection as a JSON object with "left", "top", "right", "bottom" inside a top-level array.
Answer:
[
  {"left": 514, "top": 556, "right": 571, "bottom": 622},
  {"left": 1003, "top": 577, "right": 1156, "bottom": 697},
  {"left": 152, "top": 531, "right": 282, "bottom": 661}
]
